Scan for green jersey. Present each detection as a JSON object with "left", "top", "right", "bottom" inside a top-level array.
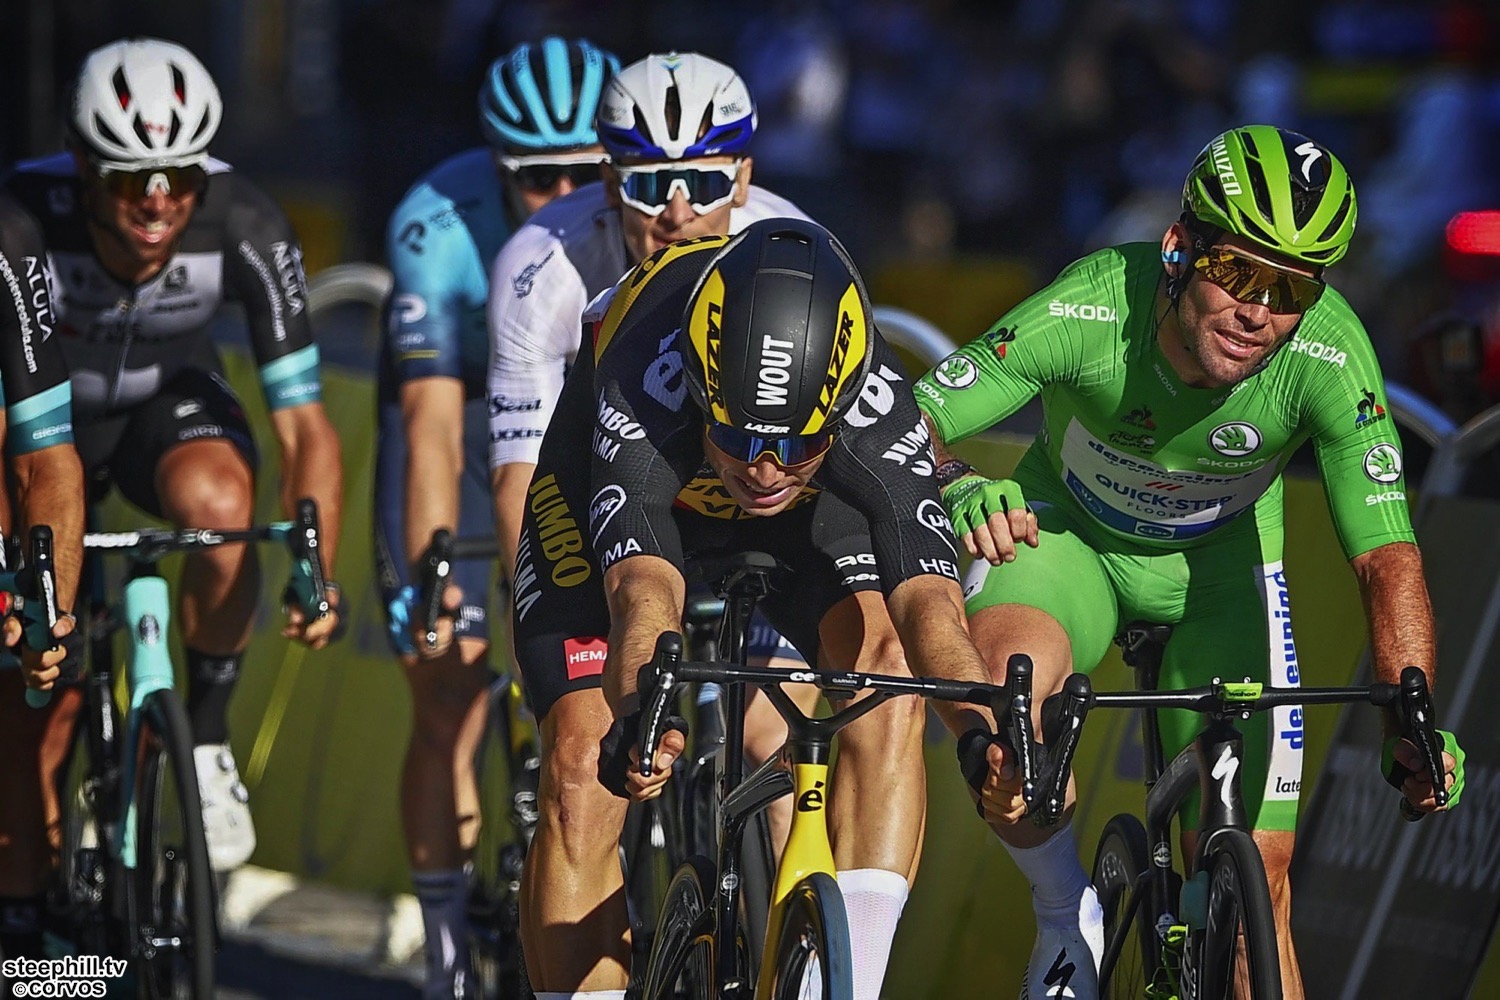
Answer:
[{"left": 915, "top": 242, "right": 1414, "bottom": 559}]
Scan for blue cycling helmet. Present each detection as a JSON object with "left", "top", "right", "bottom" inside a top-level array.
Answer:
[
  {"left": 598, "top": 52, "right": 756, "bottom": 161},
  {"left": 479, "top": 37, "right": 620, "bottom": 153}
]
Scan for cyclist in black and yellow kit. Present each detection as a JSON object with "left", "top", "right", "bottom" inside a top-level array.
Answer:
[{"left": 511, "top": 218, "right": 1009, "bottom": 1000}]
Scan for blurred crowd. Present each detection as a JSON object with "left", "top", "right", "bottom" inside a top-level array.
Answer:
[{"left": 4, "top": 0, "right": 1500, "bottom": 420}]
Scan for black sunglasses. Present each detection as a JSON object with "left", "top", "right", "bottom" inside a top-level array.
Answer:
[
  {"left": 510, "top": 162, "right": 603, "bottom": 192},
  {"left": 90, "top": 162, "right": 208, "bottom": 201}
]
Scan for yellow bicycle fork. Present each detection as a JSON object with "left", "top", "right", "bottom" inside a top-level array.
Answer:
[{"left": 755, "top": 761, "right": 836, "bottom": 1000}]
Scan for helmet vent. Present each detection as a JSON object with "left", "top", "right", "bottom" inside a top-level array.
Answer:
[
  {"left": 131, "top": 115, "right": 154, "bottom": 148},
  {"left": 630, "top": 102, "right": 655, "bottom": 146},
  {"left": 1241, "top": 130, "right": 1262, "bottom": 161},
  {"left": 92, "top": 114, "right": 125, "bottom": 150},
  {"left": 664, "top": 83, "right": 682, "bottom": 139},
  {"left": 189, "top": 109, "right": 213, "bottom": 144},
  {"left": 111, "top": 68, "right": 131, "bottom": 110},
  {"left": 166, "top": 112, "right": 181, "bottom": 147},
  {"left": 170, "top": 65, "right": 186, "bottom": 103},
  {"left": 1316, "top": 194, "right": 1353, "bottom": 244},
  {"left": 1248, "top": 167, "right": 1275, "bottom": 226},
  {"left": 1238, "top": 215, "right": 1276, "bottom": 248}
]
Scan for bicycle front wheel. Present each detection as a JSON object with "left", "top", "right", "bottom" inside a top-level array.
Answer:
[
  {"left": 1092, "top": 814, "right": 1162, "bottom": 999},
  {"left": 638, "top": 856, "right": 716, "bottom": 1000},
  {"left": 1190, "top": 829, "right": 1282, "bottom": 1000},
  {"left": 766, "top": 873, "right": 853, "bottom": 1000},
  {"left": 133, "top": 689, "right": 216, "bottom": 999}
]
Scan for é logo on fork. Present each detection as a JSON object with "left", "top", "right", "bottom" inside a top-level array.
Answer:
[{"left": 796, "top": 781, "right": 825, "bottom": 813}]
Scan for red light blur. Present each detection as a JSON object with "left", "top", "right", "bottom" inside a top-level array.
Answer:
[{"left": 1447, "top": 212, "right": 1500, "bottom": 256}]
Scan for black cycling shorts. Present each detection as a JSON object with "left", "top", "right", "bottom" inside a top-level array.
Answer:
[
  {"left": 513, "top": 487, "right": 881, "bottom": 721},
  {"left": 76, "top": 367, "right": 259, "bottom": 518}
]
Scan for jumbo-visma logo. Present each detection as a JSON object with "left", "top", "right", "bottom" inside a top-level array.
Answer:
[{"left": 1209, "top": 421, "right": 1261, "bottom": 457}]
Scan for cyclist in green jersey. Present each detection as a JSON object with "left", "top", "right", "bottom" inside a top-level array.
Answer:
[{"left": 915, "top": 125, "right": 1465, "bottom": 1000}]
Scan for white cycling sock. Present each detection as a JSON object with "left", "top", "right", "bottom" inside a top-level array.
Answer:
[
  {"left": 532, "top": 993, "right": 626, "bottom": 999},
  {"left": 412, "top": 868, "right": 470, "bottom": 995},
  {"left": 836, "top": 867, "right": 909, "bottom": 1000},
  {"left": 1002, "top": 823, "right": 1102, "bottom": 935}
]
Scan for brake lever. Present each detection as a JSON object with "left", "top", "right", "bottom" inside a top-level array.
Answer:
[
  {"left": 420, "top": 529, "right": 454, "bottom": 651},
  {"left": 286, "top": 498, "right": 330, "bottom": 618},
  {"left": 1395, "top": 665, "right": 1446, "bottom": 820},
  {"left": 637, "top": 632, "right": 683, "bottom": 778},
  {"left": 20, "top": 526, "right": 61, "bottom": 709},
  {"left": 1034, "top": 672, "right": 1093, "bottom": 827},
  {"left": 998, "top": 653, "right": 1038, "bottom": 811}
]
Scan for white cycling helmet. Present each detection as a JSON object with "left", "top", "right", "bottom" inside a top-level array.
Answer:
[
  {"left": 70, "top": 38, "right": 222, "bottom": 170},
  {"left": 598, "top": 52, "right": 756, "bottom": 161}
]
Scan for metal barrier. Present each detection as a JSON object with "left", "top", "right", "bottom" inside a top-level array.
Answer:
[
  {"left": 1418, "top": 399, "right": 1500, "bottom": 513},
  {"left": 306, "top": 262, "right": 392, "bottom": 314},
  {"left": 870, "top": 305, "right": 961, "bottom": 370}
]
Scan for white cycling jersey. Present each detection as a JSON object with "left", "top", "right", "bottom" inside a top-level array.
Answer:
[{"left": 485, "top": 181, "right": 808, "bottom": 467}]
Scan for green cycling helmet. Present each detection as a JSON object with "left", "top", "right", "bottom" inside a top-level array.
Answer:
[{"left": 1182, "top": 125, "right": 1357, "bottom": 266}]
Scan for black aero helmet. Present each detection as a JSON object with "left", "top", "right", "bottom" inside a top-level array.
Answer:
[{"left": 681, "top": 219, "right": 874, "bottom": 436}]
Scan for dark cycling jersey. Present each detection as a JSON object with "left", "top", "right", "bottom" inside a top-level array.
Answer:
[
  {"left": 0, "top": 193, "right": 73, "bottom": 454},
  {"left": 513, "top": 235, "right": 957, "bottom": 718},
  {"left": 2, "top": 154, "right": 322, "bottom": 421}
]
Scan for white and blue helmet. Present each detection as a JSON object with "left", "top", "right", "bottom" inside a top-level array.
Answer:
[
  {"left": 598, "top": 52, "right": 756, "bottom": 161},
  {"left": 479, "top": 37, "right": 620, "bottom": 154}
]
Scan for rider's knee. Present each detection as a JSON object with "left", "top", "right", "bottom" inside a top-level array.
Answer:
[
  {"left": 163, "top": 459, "right": 253, "bottom": 528},
  {"left": 538, "top": 718, "right": 626, "bottom": 847}
]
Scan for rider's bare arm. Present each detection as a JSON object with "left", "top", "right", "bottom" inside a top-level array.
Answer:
[
  {"left": 884, "top": 574, "right": 998, "bottom": 737},
  {"left": 601, "top": 554, "right": 687, "bottom": 715},
  {"left": 491, "top": 462, "right": 535, "bottom": 588},
  {"left": 1351, "top": 540, "right": 1436, "bottom": 725}
]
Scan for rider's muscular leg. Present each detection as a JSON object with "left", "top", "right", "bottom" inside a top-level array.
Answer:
[
  {"left": 820, "top": 591, "right": 925, "bottom": 878},
  {"left": 520, "top": 689, "right": 631, "bottom": 992},
  {"left": 156, "top": 441, "right": 258, "bottom": 744},
  {"left": 401, "top": 638, "right": 492, "bottom": 868},
  {"left": 0, "top": 677, "right": 83, "bottom": 895},
  {"left": 818, "top": 592, "right": 924, "bottom": 1000}
]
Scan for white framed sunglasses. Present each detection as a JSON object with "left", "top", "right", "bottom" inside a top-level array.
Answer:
[{"left": 612, "top": 161, "right": 742, "bottom": 217}]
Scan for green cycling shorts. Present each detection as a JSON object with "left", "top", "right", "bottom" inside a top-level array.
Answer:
[{"left": 962, "top": 473, "right": 1304, "bottom": 833}]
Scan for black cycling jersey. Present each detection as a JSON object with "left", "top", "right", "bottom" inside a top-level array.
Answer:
[
  {"left": 2, "top": 154, "right": 322, "bottom": 422},
  {"left": 512, "top": 235, "right": 957, "bottom": 719},
  {"left": 0, "top": 193, "right": 74, "bottom": 455}
]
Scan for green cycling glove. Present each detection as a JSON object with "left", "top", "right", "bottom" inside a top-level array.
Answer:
[
  {"left": 1382, "top": 730, "right": 1465, "bottom": 809},
  {"left": 941, "top": 476, "right": 1029, "bottom": 539}
]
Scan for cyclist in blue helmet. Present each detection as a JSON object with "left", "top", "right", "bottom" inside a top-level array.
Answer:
[{"left": 376, "top": 35, "right": 618, "bottom": 1000}]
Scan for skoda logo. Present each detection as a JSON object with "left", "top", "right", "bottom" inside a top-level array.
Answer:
[
  {"left": 1209, "top": 421, "right": 1261, "bottom": 457},
  {"left": 933, "top": 356, "right": 977, "bottom": 390},
  {"left": 1363, "top": 443, "right": 1402, "bottom": 484}
]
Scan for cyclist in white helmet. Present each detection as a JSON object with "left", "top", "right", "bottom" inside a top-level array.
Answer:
[
  {"left": 2, "top": 37, "right": 345, "bottom": 874},
  {"left": 377, "top": 36, "right": 619, "bottom": 1000}
]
